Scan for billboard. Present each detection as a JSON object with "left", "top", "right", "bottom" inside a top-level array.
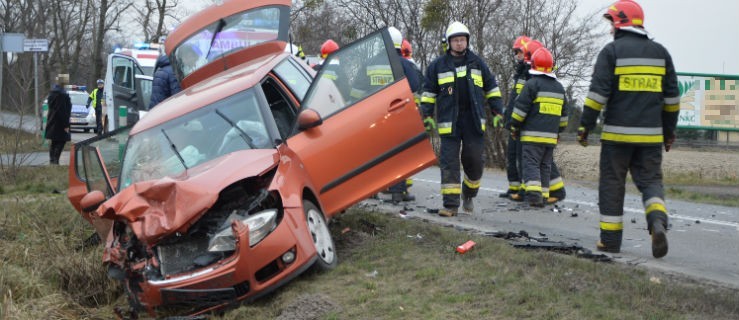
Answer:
[{"left": 678, "top": 72, "right": 739, "bottom": 131}]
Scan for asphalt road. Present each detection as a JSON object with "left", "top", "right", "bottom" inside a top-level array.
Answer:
[
  {"left": 367, "top": 168, "right": 739, "bottom": 289},
  {"left": 3, "top": 111, "right": 738, "bottom": 289}
]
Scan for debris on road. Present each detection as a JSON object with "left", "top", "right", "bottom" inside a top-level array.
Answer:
[{"left": 456, "top": 240, "right": 476, "bottom": 254}]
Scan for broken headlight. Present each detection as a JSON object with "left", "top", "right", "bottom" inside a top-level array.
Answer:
[{"left": 208, "top": 209, "right": 278, "bottom": 252}]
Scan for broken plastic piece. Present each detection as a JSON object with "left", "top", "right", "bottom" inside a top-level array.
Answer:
[
  {"left": 341, "top": 227, "right": 351, "bottom": 234},
  {"left": 456, "top": 240, "right": 476, "bottom": 254}
]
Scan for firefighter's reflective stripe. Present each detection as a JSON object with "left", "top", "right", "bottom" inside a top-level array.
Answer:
[
  {"left": 508, "top": 181, "right": 522, "bottom": 191},
  {"left": 584, "top": 91, "right": 607, "bottom": 111},
  {"left": 456, "top": 66, "right": 467, "bottom": 78},
  {"left": 560, "top": 115, "right": 569, "bottom": 129},
  {"left": 350, "top": 88, "right": 367, "bottom": 99},
  {"left": 644, "top": 197, "right": 667, "bottom": 214},
  {"left": 663, "top": 96, "right": 680, "bottom": 112},
  {"left": 520, "top": 130, "right": 558, "bottom": 144},
  {"left": 463, "top": 175, "right": 481, "bottom": 190},
  {"left": 441, "top": 183, "right": 461, "bottom": 195},
  {"left": 438, "top": 71, "right": 455, "bottom": 85},
  {"left": 515, "top": 79, "right": 526, "bottom": 94},
  {"left": 601, "top": 125, "right": 663, "bottom": 143},
  {"left": 512, "top": 107, "right": 527, "bottom": 122},
  {"left": 600, "top": 215, "right": 624, "bottom": 231},
  {"left": 524, "top": 180, "right": 542, "bottom": 192},
  {"left": 485, "top": 87, "right": 501, "bottom": 99},
  {"left": 367, "top": 64, "right": 393, "bottom": 86},
  {"left": 438, "top": 121, "right": 453, "bottom": 135},
  {"left": 542, "top": 188, "right": 550, "bottom": 198},
  {"left": 614, "top": 58, "right": 666, "bottom": 92},
  {"left": 480, "top": 119, "right": 486, "bottom": 132},
  {"left": 421, "top": 92, "right": 437, "bottom": 104},
  {"left": 322, "top": 70, "right": 338, "bottom": 81},
  {"left": 549, "top": 176, "right": 564, "bottom": 191},
  {"left": 535, "top": 93, "right": 564, "bottom": 116},
  {"left": 471, "top": 68, "right": 484, "bottom": 87}
]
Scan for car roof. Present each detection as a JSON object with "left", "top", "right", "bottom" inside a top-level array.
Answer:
[{"left": 131, "top": 48, "right": 291, "bottom": 135}]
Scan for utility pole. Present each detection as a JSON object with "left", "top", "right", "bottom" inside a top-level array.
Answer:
[{"left": 1, "top": 24, "right": 5, "bottom": 114}]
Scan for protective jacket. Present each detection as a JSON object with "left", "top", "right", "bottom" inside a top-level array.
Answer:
[
  {"left": 86, "top": 87, "right": 104, "bottom": 109},
  {"left": 504, "top": 61, "right": 530, "bottom": 129},
  {"left": 150, "top": 55, "right": 182, "bottom": 108},
  {"left": 511, "top": 74, "right": 568, "bottom": 145},
  {"left": 580, "top": 30, "right": 680, "bottom": 145},
  {"left": 421, "top": 49, "right": 503, "bottom": 135}
]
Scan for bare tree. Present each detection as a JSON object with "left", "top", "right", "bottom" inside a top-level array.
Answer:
[
  {"left": 91, "top": 0, "right": 134, "bottom": 84},
  {"left": 133, "top": 0, "right": 180, "bottom": 43}
]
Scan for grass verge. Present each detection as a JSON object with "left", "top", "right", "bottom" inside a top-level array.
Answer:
[{"left": 2, "top": 180, "right": 738, "bottom": 319}]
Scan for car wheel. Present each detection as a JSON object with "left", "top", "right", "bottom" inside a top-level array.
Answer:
[{"left": 303, "top": 200, "right": 337, "bottom": 271}]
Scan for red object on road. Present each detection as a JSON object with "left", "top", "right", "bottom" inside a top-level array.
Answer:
[{"left": 456, "top": 240, "right": 476, "bottom": 254}]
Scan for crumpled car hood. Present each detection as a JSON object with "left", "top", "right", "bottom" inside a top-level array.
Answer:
[{"left": 98, "top": 149, "right": 279, "bottom": 246}]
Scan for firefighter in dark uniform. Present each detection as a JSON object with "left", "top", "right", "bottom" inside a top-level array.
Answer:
[
  {"left": 578, "top": 0, "right": 679, "bottom": 258},
  {"left": 420, "top": 21, "right": 504, "bottom": 217},
  {"left": 509, "top": 48, "right": 568, "bottom": 207},
  {"left": 502, "top": 36, "right": 539, "bottom": 200},
  {"left": 503, "top": 37, "right": 567, "bottom": 204}
]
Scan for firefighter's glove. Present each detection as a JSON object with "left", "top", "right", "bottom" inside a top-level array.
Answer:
[
  {"left": 577, "top": 126, "right": 589, "bottom": 147},
  {"left": 664, "top": 131, "right": 676, "bottom": 152},
  {"left": 510, "top": 126, "right": 519, "bottom": 140},
  {"left": 493, "top": 114, "right": 503, "bottom": 128},
  {"left": 423, "top": 117, "right": 436, "bottom": 132}
]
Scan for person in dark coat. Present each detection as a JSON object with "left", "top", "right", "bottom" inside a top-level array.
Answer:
[
  {"left": 45, "top": 74, "right": 72, "bottom": 165},
  {"left": 149, "top": 55, "right": 181, "bottom": 108}
]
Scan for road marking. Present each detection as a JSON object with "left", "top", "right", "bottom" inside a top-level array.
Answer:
[{"left": 414, "top": 178, "right": 739, "bottom": 229}]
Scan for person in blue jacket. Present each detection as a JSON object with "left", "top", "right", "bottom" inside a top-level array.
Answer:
[{"left": 149, "top": 54, "right": 181, "bottom": 108}]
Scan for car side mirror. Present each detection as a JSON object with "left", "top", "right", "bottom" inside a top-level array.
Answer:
[
  {"left": 297, "top": 109, "right": 323, "bottom": 131},
  {"left": 81, "top": 190, "right": 106, "bottom": 213}
]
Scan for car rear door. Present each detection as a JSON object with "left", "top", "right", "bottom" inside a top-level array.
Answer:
[
  {"left": 288, "top": 28, "right": 437, "bottom": 216},
  {"left": 104, "top": 54, "right": 147, "bottom": 132}
]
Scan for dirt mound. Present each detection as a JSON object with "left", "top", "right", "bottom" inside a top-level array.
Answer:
[{"left": 275, "top": 293, "right": 341, "bottom": 320}]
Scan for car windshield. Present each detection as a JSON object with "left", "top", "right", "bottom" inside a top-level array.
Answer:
[
  {"left": 173, "top": 5, "right": 288, "bottom": 78},
  {"left": 69, "top": 92, "right": 88, "bottom": 105},
  {"left": 119, "top": 88, "right": 271, "bottom": 188}
]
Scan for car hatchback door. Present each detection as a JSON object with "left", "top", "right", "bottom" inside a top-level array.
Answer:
[{"left": 288, "top": 28, "right": 437, "bottom": 216}]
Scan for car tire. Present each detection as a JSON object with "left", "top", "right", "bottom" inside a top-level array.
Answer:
[{"left": 303, "top": 200, "right": 337, "bottom": 271}]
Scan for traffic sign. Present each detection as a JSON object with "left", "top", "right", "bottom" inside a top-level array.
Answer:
[{"left": 23, "top": 39, "right": 48, "bottom": 52}]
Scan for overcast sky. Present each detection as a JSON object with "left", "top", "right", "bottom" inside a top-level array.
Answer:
[{"left": 179, "top": 0, "right": 739, "bottom": 75}]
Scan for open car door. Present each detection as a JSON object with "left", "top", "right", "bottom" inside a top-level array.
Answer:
[
  {"left": 288, "top": 28, "right": 437, "bottom": 216},
  {"left": 104, "top": 54, "right": 152, "bottom": 132},
  {"left": 67, "top": 128, "right": 130, "bottom": 238}
]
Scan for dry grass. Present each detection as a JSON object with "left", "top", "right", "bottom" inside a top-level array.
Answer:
[{"left": 1, "top": 149, "right": 738, "bottom": 319}]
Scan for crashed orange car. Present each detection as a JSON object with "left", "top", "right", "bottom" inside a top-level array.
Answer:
[{"left": 66, "top": 0, "right": 435, "bottom": 317}]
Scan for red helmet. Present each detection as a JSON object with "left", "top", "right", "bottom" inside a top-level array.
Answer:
[
  {"left": 512, "top": 35, "right": 532, "bottom": 53},
  {"left": 523, "top": 39, "right": 544, "bottom": 63},
  {"left": 531, "top": 47, "right": 554, "bottom": 73},
  {"left": 401, "top": 39, "right": 412, "bottom": 59},
  {"left": 604, "top": 0, "right": 644, "bottom": 29},
  {"left": 320, "top": 39, "right": 339, "bottom": 58}
]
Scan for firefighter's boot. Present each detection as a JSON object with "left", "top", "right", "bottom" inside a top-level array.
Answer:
[
  {"left": 650, "top": 221, "right": 668, "bottom": 258},
  {"left": 596, "top": 240, "right": 620, "bottom": 253},
  {"left": 438, "top": 208, "right": 457, "bottom": 217},
  {"left": 462, "top": 196, "right": 474, "bottom": 214}
]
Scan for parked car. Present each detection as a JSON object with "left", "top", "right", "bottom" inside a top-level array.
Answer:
[
  {"left": 66, "top": 0, "right": 436, "bottom": 318},
  {"left": 66, "top": 88, "right": 97, "bottom": 133}
]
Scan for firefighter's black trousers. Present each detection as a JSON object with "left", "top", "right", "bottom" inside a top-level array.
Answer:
[
  {"left": 599, "top": 144, "right": 668, "bottom": 247},
  {"left": 505, "top": 134, "right": 523, "bottom": 194},
  {"left": 508, "top": 136, "right": 565, "bottom": 199},
  {"left": 521, "top": 143, "right": 553, "bottom": 202},
  {"left": 439, "top": 110, "right": 484, "bottom": 209}
]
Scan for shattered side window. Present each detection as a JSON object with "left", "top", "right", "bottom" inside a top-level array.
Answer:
[{"left": 173, "top": 6, "right": 288, "bottom": 78}]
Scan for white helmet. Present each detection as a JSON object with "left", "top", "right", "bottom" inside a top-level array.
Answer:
[
  {"left": 445, "top": 21, "right": 470, "bottom": 43},
  {"left": 388, "top": 26, "right": 403, "bottom": 49}
]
